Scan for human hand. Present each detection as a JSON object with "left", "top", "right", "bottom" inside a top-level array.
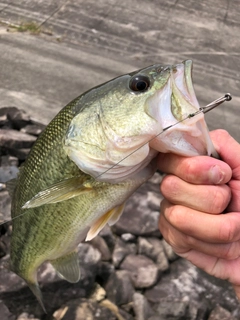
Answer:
[{"left": 158, "top": 129, "right": 240, "bottom": 298}]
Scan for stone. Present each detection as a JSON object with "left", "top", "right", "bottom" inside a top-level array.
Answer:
[
  {"left": 154, "top": 297, "right": 189, "bottom": 319},
  {"left": 0, "top": 107, "right": 30, "bottom": 130},
  {"left": 119, "top": 308, "right": 134, "bottom": 320},
  {"left": 0, "top": 166, "right": 19, "bottom": 183},
  {"left": 138, "top": 237, "right": 169, "bottom": 272},
  {"left": 89, "top": 283, "right": 106, "bottom": 302},
  {"left": 7, "top": 148, "right": 31, "bottom": 160},
  {"left": 59, "top": 299, "right": 118, "bottom": 320},
  {"left": 138, "top": 237, "right": 155, "bottom": 257},
  {"left": 96, "top": 262, "right": 115, "bottom": 287},
  {"left": 105, "top": 270, "right": 135, "bottom": 305},
  {"left": 208, "top": 305, "right": 236, "bottom": 320},
  {"left": 112, "top": 177, "right": 162, "bottom": 237},
  {"left": 112, "top": 238, "right": 137, "bottom": 268},
  {"left": 99, "top": 225, "right": 116, "bottom": 252},
  {"left": 147, "top": 238, "right": 169, "bottom": 272},
  {"left": 20, "top": 123, "right": 45, "bottom": 136},
  {"left": 0, "top": 115, "right": 9, "bottom": 128},
  {"left": 0, "top": 239, "right": 7, "bottom": 258},
  {"left": 1, "top": 155, "right": 19, "bottom": 167},
  {"left": 133, "top": 292, "right": 154, "bottom": 320},
  {"left": 0, "top": 129, "right": 36, "bottom": 149},
  {"left": 0, "top": 300, "right": 15, "bottom": 320},
  {"left": 90, "top": 236, "right": 112, "bottom": 261},
  {"left": 16, "top": 313, "right": 40, "bottom": 320},
  {"left": 78, "top": 243, "right": 102, "bottom": 266},
  {"left": 162, "top": 239, "right": 179, "bottom": 262},
  {"left": 100, "top": 299, "right": 126, "bottom": 320},
  {"left": 0, "top": 191, "right": 11, "bottom": 222},
  {"left": 113, "top": 196, "right": 161, "bottom": 237},
  {"left": 120, "top": 254, "right": 159, "bottom": 288},
  {"left": 147, "top": 191, "right": 162, "bottom": 211},
  {"left": 121, "top": 233, "right": 136, "bottom": 242}
]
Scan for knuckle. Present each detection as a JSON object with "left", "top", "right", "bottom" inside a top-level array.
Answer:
[
  {"left": 218, "top": 218, "right": 235, "bottom": 243},
  {"left": 182, "top": 160, "right": 196, "bottom": 181},
  {"left": 161, "top": 175, "right": 181, "bottom": 199},
  {"left": 210, "top": 186, "right": 231, "bottom": 213},
  {"left": 183, "top": 234, "right": 196, "bottom": 247},
  {"left": 221, "top": 243, "right": 239, "bottom": 260}
]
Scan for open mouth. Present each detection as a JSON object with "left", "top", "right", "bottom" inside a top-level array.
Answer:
[{"left": 170, "top": 60, "right": 200, "bottom": 121}]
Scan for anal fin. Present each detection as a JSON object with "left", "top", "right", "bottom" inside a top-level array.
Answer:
[
  {"left": 86, "top": 203, "right": 125, "bottom": 241},
  {"left": 50, "top": 250, "right": 80, "bottom": 283}
]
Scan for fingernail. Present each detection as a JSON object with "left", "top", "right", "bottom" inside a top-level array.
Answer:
[{"left": 209, "top": 165, "right": 224, "bottom": 184}]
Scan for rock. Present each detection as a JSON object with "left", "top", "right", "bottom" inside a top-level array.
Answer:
[
  {"left": 113, "top": 196, "right": 161, "bottom": 237},
  {"left": 0, "top": 191, "right": 11, "bottom": 222},
  {"left": 0, "top": 114, "right": 9, "bottom": 127},
  {"left": 119, "top": 308, "right": 134, "bottom": 320},
  {"left": 100, "top": 299, "right": 126, "bottom": 320},
  {"left": 99, "top": 225, "right": 116, "bottom": 252},
  {"left": 0, "top": 238, "right": 7, "bottom": 258},
  {"left": 0, "top": 300, "right": 15, "bottom": 320},
  {"left": 120, "top": 254, "right": 159, "bottom": 288},
  {"left": 1, "top": 155, "right": 19, "bottom": 167},
  {"left": 90, "top": 236, "right": 112, "bottom": 261},
  {"left": 133, "top": 292, "right": 154, "bottom": 320},
  {"left": 96, "top": 262, "right": 115, "bottom": 286},
  {"left": 7, "top": 148, "right": 31, "bottom": 160},
  {"left": 121, "top": 233, "right": 136, "bottom": 242},
  {"left": 89, "top": 283, "right": 106, "bottom": 302},
  {"left": 16, "top": 313, "right": 40, "bottom": 320},
  {"left": 147, "top": 238, "right": 169, "bottom": 272},
  {"left": 105, "top": 270, "right": 135, "bottom": 306},
  {"left": 112, "top": 177, "right": 162, "bottom": 237},
  {"left": 112, "top": 238, "right": 137, "bottom": 268},
  {"left": 0, "top": 129, "right": 36, "bottom": 149},
  {"left": 154, "top": 297, "right": 189, "bottom": 319},
  {"left": 59, "top": 299, "right": 118, "bottom": 320},
  {"left": 0, "top": 166, "right": 19, "bottom": 183},
  {"left": 162, "top": 239, "right": 179, "bottom": 262},
  {"left": 138, "top": 237, "right": 154, "bottom": 256},
  {"left": 147, "top": 191, "right": 162, "bottom": 211},
  {"left": 145, "top": 259, "right": 240, "bottom": 319},
  {"left": 20, "top": 123, "right": 45, "bottom": 136},
  {"left": 208, "top": 305, "right": 236, "bottom": 320},
  {"left": 0, "top": 107, "right": 30, "bottom": 130},
  {"left": 138, "top": 237, "right": 169, "bottom": 272}
]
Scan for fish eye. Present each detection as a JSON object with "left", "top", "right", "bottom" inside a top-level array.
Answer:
[{"left": 129, "top": 75, "right": 150, "bottom": 92}]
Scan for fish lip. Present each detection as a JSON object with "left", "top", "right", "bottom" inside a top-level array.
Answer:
[
  {"left": 182, "top": 59, "right": 199, "bottom": 107},
  {"left": 171, "top": 59, "right": 199, "bottom": 108}
]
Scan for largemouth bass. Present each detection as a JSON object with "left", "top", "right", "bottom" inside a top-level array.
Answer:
[{"left": 9, "top": 60, "right": 216, "bottom": 311}]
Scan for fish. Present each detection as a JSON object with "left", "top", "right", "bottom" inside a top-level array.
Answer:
[{"left": 8, "top": 60, "right": 216, "bottom": 311}]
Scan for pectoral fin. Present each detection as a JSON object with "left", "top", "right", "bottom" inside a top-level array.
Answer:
[
  {"left": 22, "top": 176, "right": 93, "bottom": 209},
  {"left": 50, "top": 250, "right": 80, "bottom": 283},
  {"left": 86, "top": 203, "right": 125, "bottom": 241}
]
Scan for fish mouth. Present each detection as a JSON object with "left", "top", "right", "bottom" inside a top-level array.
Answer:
[
  {"left": 148, "top": 60, "right": 216, "bottom": 157},
  {"left": 170, "top": 59, "right": 200, "bottom": 121}
]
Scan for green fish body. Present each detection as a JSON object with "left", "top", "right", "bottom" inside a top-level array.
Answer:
[{"left": 9, "top": 60, "right": 216, "bottom": 310}]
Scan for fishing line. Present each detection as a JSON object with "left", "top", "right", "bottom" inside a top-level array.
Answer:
[{"left": 0, "top": 93, "right": 232, "bottom": 227}]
